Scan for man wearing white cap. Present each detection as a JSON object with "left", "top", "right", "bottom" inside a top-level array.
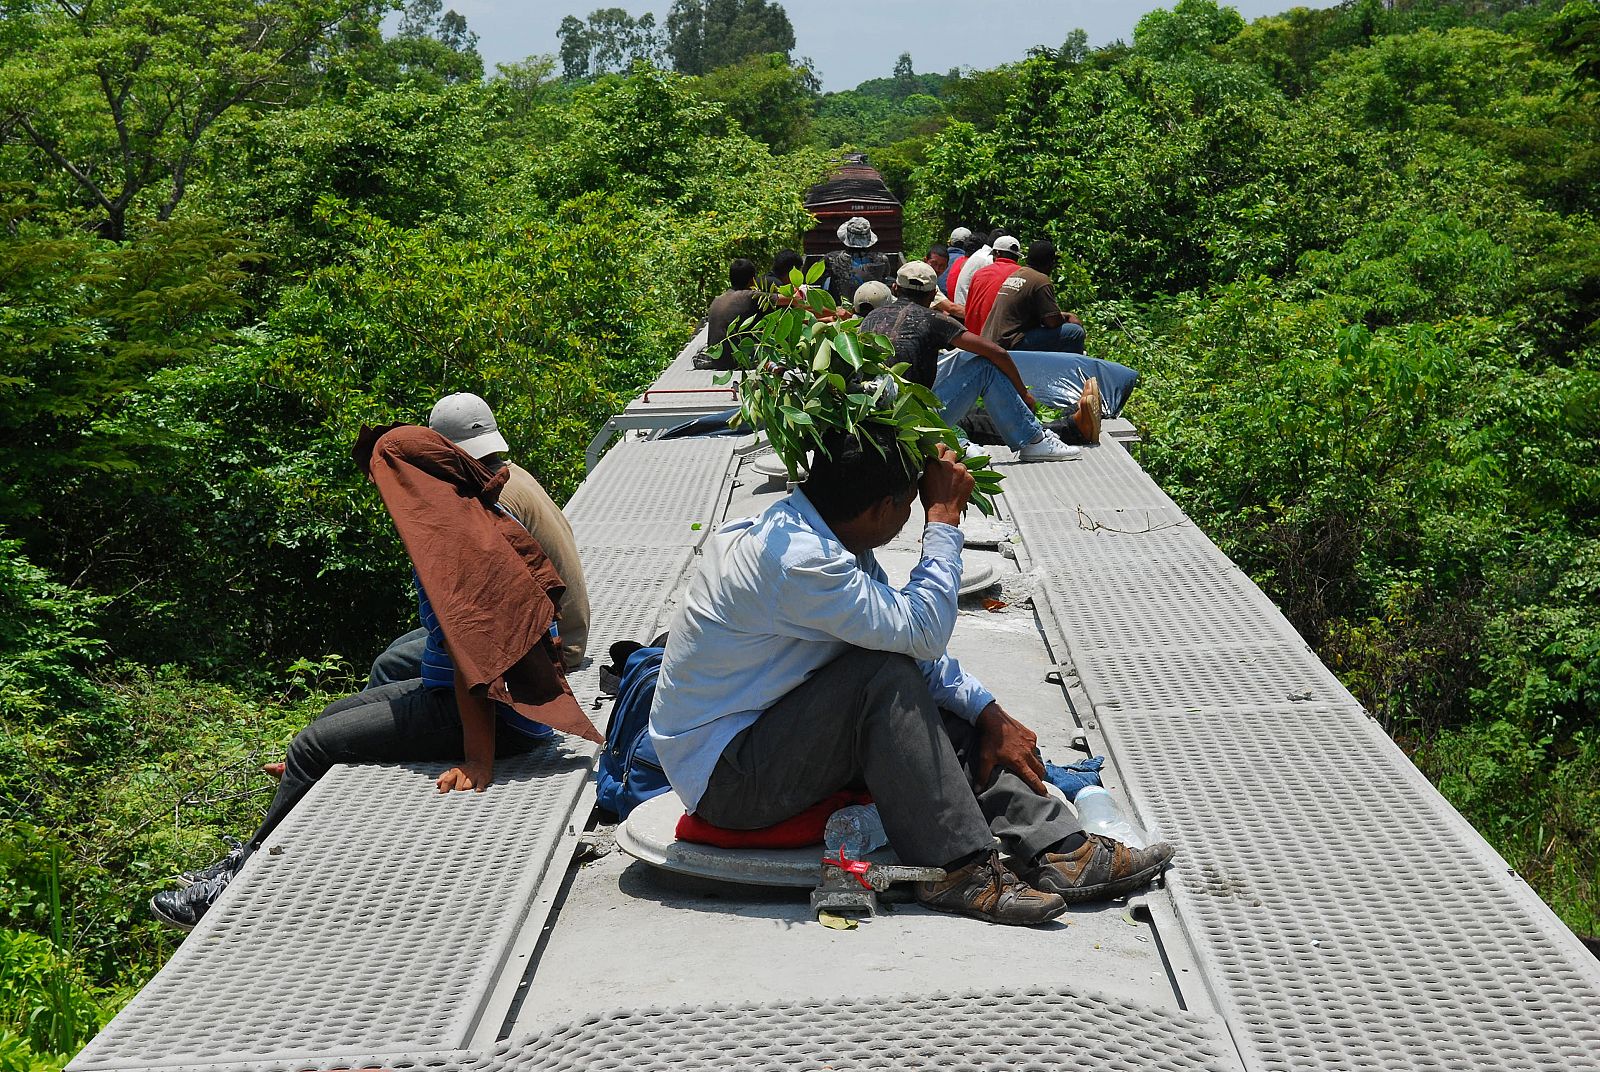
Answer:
[
  {"left": 823, "top": 215, "right": 891, "bottom": 302},
  {"left": 939, "top": 227, "right": 973, "bottom": 292},
  {"left": 367, "top": 393, "right": 591, "bottom": 684},
  {"left": 952, "top": 228, "right": 1002, "bottom": 305}
]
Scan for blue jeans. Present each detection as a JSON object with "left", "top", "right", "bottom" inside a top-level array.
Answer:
[
  {"left": 1003, "top": 351, "right": 1140, "bottom": 416},
  {"left": 933, "top": 353, "right": 1045, "bottom": 449},
  {"left": 1019, "top": 322, "right": 1087, "bottom": 354},
  {"left": 366, "top": 627, "right": 427, "bottom": 689}
]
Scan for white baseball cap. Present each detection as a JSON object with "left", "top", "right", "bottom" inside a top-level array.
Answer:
[{"left": 428, "top": 392, "right": 510, "bottom": 459}]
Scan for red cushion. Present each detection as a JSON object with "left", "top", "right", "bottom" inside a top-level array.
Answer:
[{"left": 675, "top": 790, "right": 872, "bottom": 849}]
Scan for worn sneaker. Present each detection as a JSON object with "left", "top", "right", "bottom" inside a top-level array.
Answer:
[
  {"left": 174, "top": 837, "right": 248, "bottom": 890},
  {"left": 962, "top": 441, "right": 991, "bottom": 462},
  {"left": 1024, "top": 835, "right": 1175, "bottom": 904},
  {"left": 916, "top": 850, "right": 1067, "bottom": 926},
  {"left": 151, "top": 869, "right": 236, "bottom": 932},
  {"left": 1018, "top": 430, "right": 1082, "bottom": 462}
]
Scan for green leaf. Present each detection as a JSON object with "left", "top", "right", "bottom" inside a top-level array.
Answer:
[{"left": 805, "top": 259, "right": 826, "bottom": 285}]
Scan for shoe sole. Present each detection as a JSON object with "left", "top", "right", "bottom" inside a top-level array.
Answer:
[
  {"left": 149, "top": 896, "right": 197, "bottom": 933},
  {"left": 916, "top": 896, "right": 1068, "bottom": 927}
]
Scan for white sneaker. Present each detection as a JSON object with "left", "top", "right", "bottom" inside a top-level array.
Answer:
[
  {"left": 963, "top": 441, "right": 991, "bottom": 462},
  {"left": 1018, "top": 431, "right": 1082, "bottom": 462}
]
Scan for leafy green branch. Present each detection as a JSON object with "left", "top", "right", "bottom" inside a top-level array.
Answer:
[{"left": 716, "top": 263, "right": 1004, "bottom": 515}]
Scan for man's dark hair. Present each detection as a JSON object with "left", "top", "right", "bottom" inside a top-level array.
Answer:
[
  {"left": 987, "top": 228, "right": 1008, "bottom": 245},
  {"left": 771, "top": 249, "right": 805, "bottom": 279},
  {"left": 927, "top": 244, "right": 948, "bottom": 259},
  {"left": 802, "top": 425, "right": 919, "bottom": 525},
  {"left": 729, "top": 258, "right": 758, "bottom": 288},
  {"left": 1027, "top": 240, "right": 1057, "bottom": 272}
]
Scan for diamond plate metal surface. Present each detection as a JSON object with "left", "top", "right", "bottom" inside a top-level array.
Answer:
[
  {"left": 1102, "top": 705, "right": 1600, "bottom": 1072},
  {"left": 565, "top": 544, "right": 694, "bottom": 723},
  {"left": 113, "top": 986, "right": 1237, "bottom": 1072},
  {"left": 564, "top": 437, "right": 734, "bottom": 533},
  {"left": 1001, "top": 444, "right": 1600, "bottom": 1071},
  {"left": 71, "top": 749, "right": 595, "bottom": 1069}
]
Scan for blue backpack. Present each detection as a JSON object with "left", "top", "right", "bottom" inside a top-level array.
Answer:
[{"left": 594, "top": 641, "right": 672, "bottom": 819}]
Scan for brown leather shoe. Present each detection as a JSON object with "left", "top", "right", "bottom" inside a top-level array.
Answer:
[
  {"left": 916, "top": 850, "right": 1067, "bottom": 926},
  {"left": 1025, "top": 835, "right": 1174, "bottom": 904}
]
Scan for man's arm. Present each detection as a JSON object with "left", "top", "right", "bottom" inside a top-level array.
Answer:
[
  {"left": 1035, "top": 278, "right": 1075, "bottom": 329},
  {"left": 775, "top": 449, "right": 975, "bottom": 660},
  {"left": 954, "top": 330, "right": 1038, "bottom": 413},
  {"left": 974, "top": 701, "right": 1050, "bottom": 795},
  {"left": 437, "top": 638, "right": 496, "bottom": 793}
]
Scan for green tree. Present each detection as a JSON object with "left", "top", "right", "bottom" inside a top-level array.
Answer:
[
  {"left": 893, "top": 51, "right": 915, "bottom": 96},
  {"left": 665, "top": 0, "right": 795, "bottom": 75},
  {"left": 558, "top": 15, "right": 592, "bottom": 79},
  {"left": 1133, "top": 0, "right": 1247, "bottom": 60},
  {"left": 695, "top": 52, "right": 812, "bottom": 151},
  {"left": 385, "top": 0, "right": 483, "bottom": 87},
  {"left": 557, "top": 7, "right": 663, "bottom": 79},
  {"left": 0, "top": 0, "right": 370, "bottom": 239}
]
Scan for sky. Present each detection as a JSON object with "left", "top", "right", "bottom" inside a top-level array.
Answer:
[{"left": 443, "top": 1, "right": 1339, "bottom": 90}]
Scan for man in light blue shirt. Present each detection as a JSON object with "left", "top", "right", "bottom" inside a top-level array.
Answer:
[{"left": 650, "top": 427, "right": 1173, "bottom": 925}]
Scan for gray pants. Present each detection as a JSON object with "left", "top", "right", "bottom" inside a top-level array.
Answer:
[
  {"left": 694, "top": 648, "right": 1080, "bottom": 868},
  {"left": 252, "top": 679, "right": 542, "bottom": 846}
]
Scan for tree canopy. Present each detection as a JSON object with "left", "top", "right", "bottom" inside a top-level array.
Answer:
[{"left": 1, "top": 3, "right": 1597, "bottom": 1064}]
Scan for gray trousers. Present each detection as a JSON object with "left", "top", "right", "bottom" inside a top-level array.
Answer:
[
  {"left": 251, "top": 679, "right": 542, "bottom": 846},
  {"left": 694, "top": 648, "right": 1081, "bottom": 868}
]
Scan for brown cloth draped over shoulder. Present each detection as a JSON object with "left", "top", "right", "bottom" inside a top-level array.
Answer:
[{"left": 353, "top": 424, "right": 602, "bottom": 744}]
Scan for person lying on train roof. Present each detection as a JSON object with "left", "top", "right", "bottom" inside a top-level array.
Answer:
[
  {"left": 859, "top": 261, "right": 1079, "bottom": 463},
  {"left": 648, "top": 428, "right": 1174, "bottom": 925}
]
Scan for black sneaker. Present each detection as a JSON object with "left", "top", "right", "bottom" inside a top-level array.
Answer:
[
  {"left": 174, "top": 837, "right": 248, "bottom": 889},
  {"left": 151, "top": 870, "right": 235, "bottom": 932}
]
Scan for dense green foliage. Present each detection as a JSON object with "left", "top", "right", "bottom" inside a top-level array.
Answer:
[
  {"left": 0, "top": 1, "right": 816, "bottom": 1057},
  {"left": 912, "top": 0, "right": 1600, "bottom": 935},
  {"left": 2, "top": 0, "right": 1598, "bottom": 1062},
  {"left": 557, "top": 0, "right": 796, "bottom": 79}
]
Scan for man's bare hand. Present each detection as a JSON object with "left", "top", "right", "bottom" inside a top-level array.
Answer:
[
  {"left": 920, "top": 445, "right": 974, "bottom": 527},
  {"left": 436, "top": 760, "right": 493, "bottom": 794},
  {"left": 1020, "top": 387, "right": 1039, "bottom": 413},
  {"left": 974, "top": 703, "right": 1049, "bottom": 796}
]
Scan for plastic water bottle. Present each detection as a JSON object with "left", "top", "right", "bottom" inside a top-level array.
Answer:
[
  {"left": 824, "top": 804, "right": 888, "bottom": 857},
  {"left": 1071, "top": 786, "right": 1151, "bottom": 849}
]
